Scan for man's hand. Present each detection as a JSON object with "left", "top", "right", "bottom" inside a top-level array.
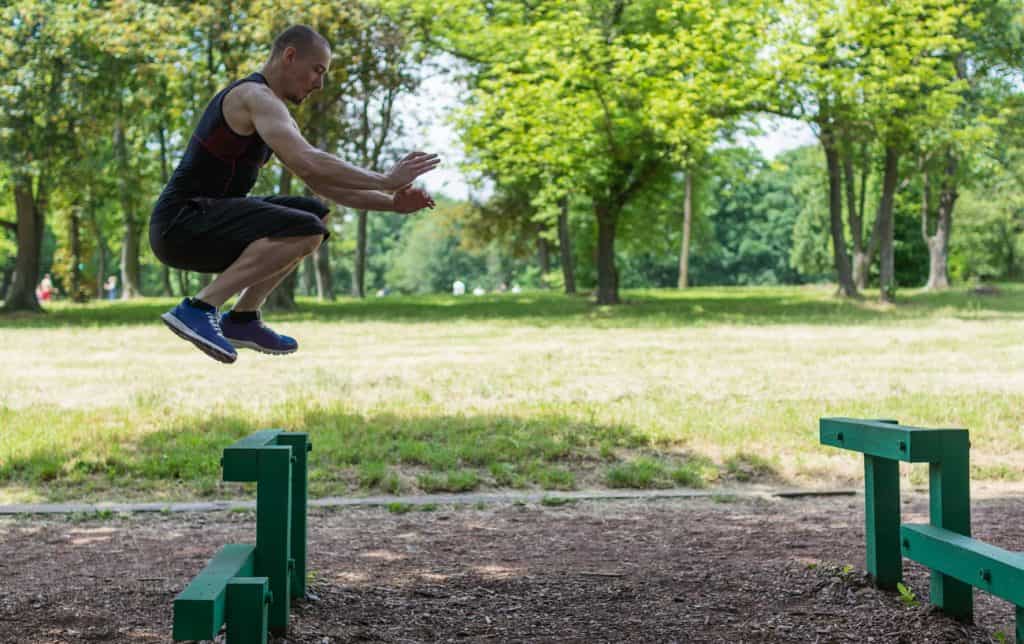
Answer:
[
  {"left": 385, "top": 151, "right": 441, "bottom": 191},
  {"left": 393, "top": 186, "right": 436, "bottom": 214}
]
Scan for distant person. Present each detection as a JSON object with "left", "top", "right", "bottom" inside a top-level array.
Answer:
[
  {"left": 149, "top": 25, "right": 438, "bottom": 364},
  {"left": 35, "top": 274, "right": 54, "bottom": 302},
  {"left": 103, "top": 275, "right": 118, "bottom": 300},
  {"left": 452, "top": 280, "right": 466, "bottom": 296}
]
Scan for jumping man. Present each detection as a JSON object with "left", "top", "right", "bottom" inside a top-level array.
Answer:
[{"left": 149, "top": 25, "right": 439, "bottom": 364}]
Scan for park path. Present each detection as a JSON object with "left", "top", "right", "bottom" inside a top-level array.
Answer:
[{"left": 0, "top": 493, "right": 1021, "bottom": 643}]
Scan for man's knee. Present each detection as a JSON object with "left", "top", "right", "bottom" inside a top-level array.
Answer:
[{"left": 299, "top": 233, "right": 323, "bottom": 255}]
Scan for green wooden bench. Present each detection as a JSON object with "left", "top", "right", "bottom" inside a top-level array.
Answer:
[
  {"left": 820, "top": 417, "right": 1022, "bottom": 642},
  {"left": 172, "top": 430, "right": 310, "bottom": 643}
]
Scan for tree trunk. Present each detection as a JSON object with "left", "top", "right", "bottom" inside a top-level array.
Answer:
[
  {"left": 595, "top": 203, "right": 620, "bottom": 305},
  {"left": 353, "top": 210, "right": 368, "bottom": 298},
  {"left": 161, "top": 266, "right": 174, "bottom": 296},
  {"left": 265, "top": 167, "right": 298, "bottom": 311},
  {"left": 120, "top": 216, "right": 142, "bottom": 299},
  {"left": 69, "top": 207, "right": 86, "bottom": 302},
  {"left": 843, "top": 146, "right": 868, "bottom": 290},
  {"left": 678, "top": 171, "right": 693, "bottom": 289},
  {"left": 537, "top": 235, "right": 551, "bottom": 275},
  {"left": 89, "top": 208, "right": 108, "bottom": 298},
  {"left": 922, "top": 157, "right": 957, "bottom": 290},
  {"left": 0, "top": 263, "right": 13, "bottom": 302},
  {"left": 876, "top": 146, "right": 900, "bottom": 302},
  {"left": 2, "top": 174, "right": 45, "bottom": 313},
  {"left": 822, "top": 135, "right": 858, "bottom": 297},
  {"left": 557, "top": 199, "right": 576, "bottom": 295},
  {"left": 157, "top": 123, "right": 174, "bottom": 296},
  {"left": 114, "top": 120, "right": 142, "bottom": 298},
  {"left": 302, "top": 255, "right": 315, "bottom": 295},
  {"left": 177, "top": 270, "right": 190, "bottom": 296},
  {"left": 315, "top": 244, "right": 334, "bottom": 300}
]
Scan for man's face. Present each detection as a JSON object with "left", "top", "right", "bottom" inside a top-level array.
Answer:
[{"left": 283, "top": 43, "right": 330, "bottom": 104}]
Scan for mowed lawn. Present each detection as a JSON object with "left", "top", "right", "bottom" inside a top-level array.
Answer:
[{"left": 1, "top": 285, "right": 1023, "bottom": 504}]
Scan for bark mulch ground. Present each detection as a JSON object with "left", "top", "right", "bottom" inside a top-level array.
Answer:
[{"left": 0, "top": 493, "right": 1020, "bottom": 643}]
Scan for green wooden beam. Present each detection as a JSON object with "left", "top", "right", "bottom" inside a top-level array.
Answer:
[
  {"left": 1017, "top": 605, "right": 1023, "bottom": 644},
  {"left": 254, "top": 445, "right": 293, "bottom": 634},
  {"left": 226, "top": 577, "right": 270, "bottom": 644},
  {"left": 819, "top": 418, "right": 967, "bottom": 463},
  {"left": 864, "top": 454, "right": 902, "bottom": 589},
  {"left": 901, "top": 524, "right": 1024, "bottom": 607},
  {"left": 222, "top": 430, "right": 284, "bottom": 481},
  {"left": 277, "top": 433, "right": 310, "bottom": 599},
  {"left": 927, "top": 434, "right": 974, "bottom": 622},
  {"left": 173, "top": 544, "right": 256, "bottom": 641}
]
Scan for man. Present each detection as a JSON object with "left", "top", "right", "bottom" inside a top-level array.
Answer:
[{"left": 150, "top": 25, "right": 439, "bottom": 364}]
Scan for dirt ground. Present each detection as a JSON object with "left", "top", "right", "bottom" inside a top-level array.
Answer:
[{"left": 0, "top": 493, "right": 1021, "bottom": 643}]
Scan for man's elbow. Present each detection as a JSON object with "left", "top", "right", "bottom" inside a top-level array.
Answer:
[{"left": 286, "top": 152, "right": 321, "bottom": 188}]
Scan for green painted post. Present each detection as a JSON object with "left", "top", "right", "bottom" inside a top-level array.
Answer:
[
  {"left": 864, "top": 454, "right": 902, "bottom": 589},
  {"left": 928, "top": 432, "right": 973, "bottom": 622},
  {"left": 226, "top": 578, "right": 269, "bottom": 644},
  {"left": 1016, "top": 605, "right": 1023, "bottom": 644},
  {"left": 277, "top": 433, "right": 309, "bottom": 599},
  {"left": 255, "top": 445, "right": 293, "bottom": 634}
]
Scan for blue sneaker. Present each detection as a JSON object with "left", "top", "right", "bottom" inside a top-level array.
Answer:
[
  {"left": 161, "top": 298, "right": 237, "bottom": 364},
  {"left": 220, "top": 311, "right": 298, "bottom": 355}
]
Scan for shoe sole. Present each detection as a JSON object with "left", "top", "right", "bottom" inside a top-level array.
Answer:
[
  {"left": 227, "top": 338, "right": 298, "bottom": 355},
  {"left": 161, "top": 312, "right": 237, "bottom": 364}
]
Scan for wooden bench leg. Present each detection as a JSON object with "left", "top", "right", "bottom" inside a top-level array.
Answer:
[
  {"left": 929, "top": 441, "right": 973, "bottom": 622},
  {"left": 864, "top": 454, "right": 902, "bottom": 589},
  {"left": 226, "top": 577, "right": 269, "bottom": 644}
]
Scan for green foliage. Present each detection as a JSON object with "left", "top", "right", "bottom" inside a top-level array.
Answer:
[
  {"left": 724, "top": 452, "right": 778, "bottom": 482},
  {"left": 384, "top": 201, "right": 489, "bottom": 293},
  {"left": 417, "top": 470, "right": 480, "bottom": 493},
  {"left": 950, "top": 181, "right": 1024, "bottom": 282},
  {"left": 896, "top": 582, "right": 920, "bottom": 607},
  {"left": 540, "top": 496, "right": 573, "bottom": 507}
]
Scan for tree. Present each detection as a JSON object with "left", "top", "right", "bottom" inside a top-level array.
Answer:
[
  {"left": 918, "top": 0, "right": 1024, "bottom": 290},
  {"left": 433, "top": 0, "right": 765, "bottom": 304},
  {"left": 761, "top": 0, "right": 971, "bottom": 300},
  {"left": 337, "top": 3, "right": 424, "bottom": 298},
  {"left": 0, "top": 2, "right": 96, "bottom": 312}
]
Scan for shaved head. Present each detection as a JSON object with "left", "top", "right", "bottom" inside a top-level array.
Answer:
[{"left": 270, "top": 25, "right": 330, "bottom": 61}]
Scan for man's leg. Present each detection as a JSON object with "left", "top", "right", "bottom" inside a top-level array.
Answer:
[
  {"left": 161, "top": 234, "right": 321, "bottom": 363},
  {"left": 195, "top": 234, "right": 321, "bottom": 309},
  {"left": 232, "top": 256, "right": 304, "bottom": 311},
  {"left": 215, "top": 256, "right": 308, "bottom": 356}
]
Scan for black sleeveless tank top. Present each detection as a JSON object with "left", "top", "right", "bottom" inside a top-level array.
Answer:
[{"left": 152, "top": 72, "right": 274, "bottom": 218}]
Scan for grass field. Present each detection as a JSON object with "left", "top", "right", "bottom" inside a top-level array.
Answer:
[{"left": 1, "top": 284, "right": 1022, "bottom": 504}]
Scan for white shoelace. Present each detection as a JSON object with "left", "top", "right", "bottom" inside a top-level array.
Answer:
[{"left": 206, "top": 310, "right": 223, "bottom": 332}]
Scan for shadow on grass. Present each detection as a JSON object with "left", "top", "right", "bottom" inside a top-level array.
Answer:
[
  {"left": 0, "top": 406, "right": 760, "bottom": 503},
  {"left": 2, "top": 284, "right": 1022, "bottom": 329}
]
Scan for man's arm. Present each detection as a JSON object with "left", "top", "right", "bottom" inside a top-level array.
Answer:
[
  {"left": 328, "top": 186, "right": 436, "bottom": 213},
  {"left": 246, "top": 85, "right": 439, "bottom": 196}
]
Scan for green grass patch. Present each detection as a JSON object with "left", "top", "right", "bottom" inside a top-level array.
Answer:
[
  {"left": 2, "top": 285, "right": 1023, "bottom": 503},
  {"left": 607, "top": 458, "right": 673, "bottom": 489},
  {"left": 724, "top": 452, "right": 778, "bottom": 483},
  {"left": 528, "top": 464, "right": 576, "bottom": 490},
  {"left": 386, "top": 502, "right": 414, "bottom": 514},
  {"left": 540, "top": 495, "right": 574, "bottom": 507},
  {"left": 416, "top": 470, "right": 481, "bottom": 493}
]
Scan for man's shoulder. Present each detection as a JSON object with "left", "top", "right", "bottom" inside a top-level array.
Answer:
[{"left": 229, "top": 80, "right": 277, "bottom": 108}]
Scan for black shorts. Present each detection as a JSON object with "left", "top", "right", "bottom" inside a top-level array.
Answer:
[{"left": 149, "top": 195, "right": 330, "bottom": 274}]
